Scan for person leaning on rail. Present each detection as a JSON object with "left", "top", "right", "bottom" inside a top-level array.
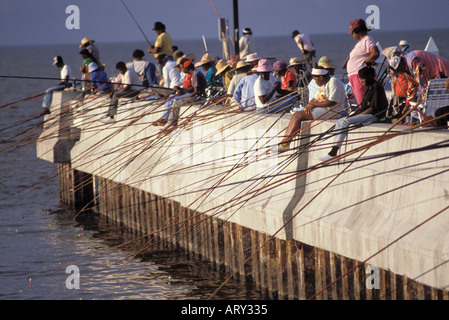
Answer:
[
  {"left": 317, "top": 66, "right": 388, "bottom": 161},
  {"left": 277, "top": 66, "right": 348, "bottom": 153}
]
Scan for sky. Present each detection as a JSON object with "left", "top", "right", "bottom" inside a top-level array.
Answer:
[{"left": 0, "top": 0, "right": 448, "bottom": 46}]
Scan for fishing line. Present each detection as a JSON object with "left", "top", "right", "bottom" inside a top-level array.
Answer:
[{"left": 119, "top": 0, "right": 152, "bottom": 46}]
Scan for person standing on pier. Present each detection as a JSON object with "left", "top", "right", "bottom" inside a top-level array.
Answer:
[
  {"left": 148, "top": 21, "right": 173, "bottom": 60},
  {"left": 41, "top": 56, "right": 73, "bottom": 115},
  {"left": 292, "top": 30, "right": 315, "bottom": 72},
  {"left": 239, "top": 27, "right": 256, "bottom": 60},
  {"left": 343, "top": 18, "right": 380, "bottom": 107}
]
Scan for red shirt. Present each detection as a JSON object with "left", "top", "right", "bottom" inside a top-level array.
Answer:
[
  {"left": 281, "top": 69, "right": 297, "bottom": 90},
  {"left": 183, "top": 74, "right": 193, "bottom": 89}
]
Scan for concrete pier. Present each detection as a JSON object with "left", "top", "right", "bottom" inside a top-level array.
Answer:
[{"left": 37, "top": 91, "right": 449, "bottom": 299}]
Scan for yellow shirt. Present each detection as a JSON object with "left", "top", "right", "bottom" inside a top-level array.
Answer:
[{"left": 154, "top": 32, "right": 173, "bottom": 58}]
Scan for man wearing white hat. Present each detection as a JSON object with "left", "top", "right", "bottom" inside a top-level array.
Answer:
[
  {"left": 398, "top": 40, "right": 412, "bottom": 55},
  {"left": 41, "top": 56, "right": 73, "bottom": 114}
]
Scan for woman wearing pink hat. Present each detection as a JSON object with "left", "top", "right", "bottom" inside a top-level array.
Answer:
[{"left": 344, "top": 18, "right": 379, "bottom": 107}]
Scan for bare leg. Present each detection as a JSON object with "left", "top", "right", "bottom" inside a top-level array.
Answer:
[{"left": 280, "top": 110, "right": 314, "bottom": 147}]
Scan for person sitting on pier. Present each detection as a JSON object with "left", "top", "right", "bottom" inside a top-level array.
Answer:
[
  {"left": 195, "top": 53, "right": 222, "bottom": 88},
  {"left": 128, "top": 49, "right": 157, "bottom": 88},
  {"left": 79, "top": 37, "right": 100, "bottom": 64},
  {"left": 227, "top": 60, "right": 251, "bottom": 98},
  {"left": 88, "top": 62, "right": 112, "bottom": 94},
  {"left": 79, "top": 49, "right": 97, "bottom": 89},
  {"left": 215, "top": 59, "right": 233, "bottom": 91},
  {"left": 233, "top": 65, "right": 259, "bottom": 111},
  {"left": 317, "top": 66, "right": 388, "bottom": 161},
  {"left": 101, "top": 61, "right": 141, "bottom": 123},
  {"left": 288, "top": 57, "right": 311, "bottom": 90},
  {"left": 158, "top": 54, "right": 181, "bottom": 91},
  {"left": 273, "top": 60, "right": 297, "bottom": 97},
  {"left": 254, "top": 59, "right": 298, "bottom": 114},
  {"left": 41, "top": 56, "right": 73, "bottom": 115},
  {"left": 277, "top": 66, "right": 348, "bottom": 152},
  {"left": 159, "top": 60, "right": 206, "bottom": 132}
]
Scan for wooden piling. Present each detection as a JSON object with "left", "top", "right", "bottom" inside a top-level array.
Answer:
[{"left": 60, "top": 170, "right": 449, "bottom": 301}]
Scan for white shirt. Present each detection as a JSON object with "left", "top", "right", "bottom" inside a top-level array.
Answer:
[
  {"left": 239, "top": 35, "right": 256, "bottom": 59},
  {"left": 128, "top": 59, "right": 149, "bottom": 76},
  {"left": 123, "top": 68, "right": 141, "bottom": 90},
  {"left": 162, "top": 60, "right": 181, "bottom": 89},
  {"left": 314, "top": 76, "right": 348, "bottom": 114},
  {"left": 60, "top": 65, "right": 73, "bottom": 84},
  {"left": 254, "top": 73, "right": 276, "bottom": 109},
  {"left": 294, "top": 33, "right": 315, "bottom": 52},
  {"left": 227, "top": 72, "right": 246, "bottom": 95}
]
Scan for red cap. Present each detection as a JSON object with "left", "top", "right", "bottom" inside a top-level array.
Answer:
[
  {"left": 348, "top": 18, "right": 365, "bottom": 34},
  {"left": 183, "top": 60, "right": 192, "bottom": 68}
]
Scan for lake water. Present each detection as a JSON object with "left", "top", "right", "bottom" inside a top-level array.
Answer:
[{"left": 0, "top": 29, "right": 448, "bottom": 300}]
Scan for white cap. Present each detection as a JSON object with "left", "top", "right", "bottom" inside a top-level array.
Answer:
[
  {"left": 88, "top": 62, "right": 99, "bottom": 73},
  {"left": 311, "top": 68, "right": 329, "bottom": 76},
  {"left": 399, "top": 40, "right": 408, "bottom": 46}
]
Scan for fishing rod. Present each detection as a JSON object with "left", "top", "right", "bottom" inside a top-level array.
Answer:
[
  {"left": 0, "top": 74, "right": 155, "bottom": 89},
  {"left": 119, "top": 0, "right": 152, "bottom": 47}
]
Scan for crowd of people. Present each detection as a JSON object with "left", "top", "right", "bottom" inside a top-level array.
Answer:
[{"left": 41, "top": 18, "right": 449, "bottom": 159}]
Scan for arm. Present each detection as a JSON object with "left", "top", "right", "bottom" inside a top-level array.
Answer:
[
  {"left": 258, "top": 84, "right": 278, "bottom": 104},
  {"left": 365, "top": 46, "right": 380, "bottom": 66}
]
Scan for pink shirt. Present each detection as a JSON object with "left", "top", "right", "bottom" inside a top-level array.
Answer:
[{"left": 347, "top": 35, "right": 377, "bottom": 76}]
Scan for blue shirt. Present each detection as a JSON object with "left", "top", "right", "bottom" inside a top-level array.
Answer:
[
  {"left": 233, "top": 74, "right": 258, "bottom": 111},
  {"left": 90, "top": 70, "right": 112, "bottom": 93},
  {"left": 206, "top": 66, "right": 221, "bottom": 87}
]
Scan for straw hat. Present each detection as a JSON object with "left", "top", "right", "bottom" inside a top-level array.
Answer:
[
  {"left": 195, "top": 53, "right": 214, "bottom": 67},
  {"left": 317, "top": 56, "right": 337, "bottom": 69},
  {"left": 245, "top": 53, "right": 261, "bottom": 63},
  {"left": 288, "top": 57, "right": 302, "bottom": 67},
  {"left": 234, "top": 60, "right": 249, "bottom": 70},
  {"left": 79, "top": 37, "right": 95, "bottom": 48},
  {"left": 215, "top": 59, "right": 230, "bottom": 75}
]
